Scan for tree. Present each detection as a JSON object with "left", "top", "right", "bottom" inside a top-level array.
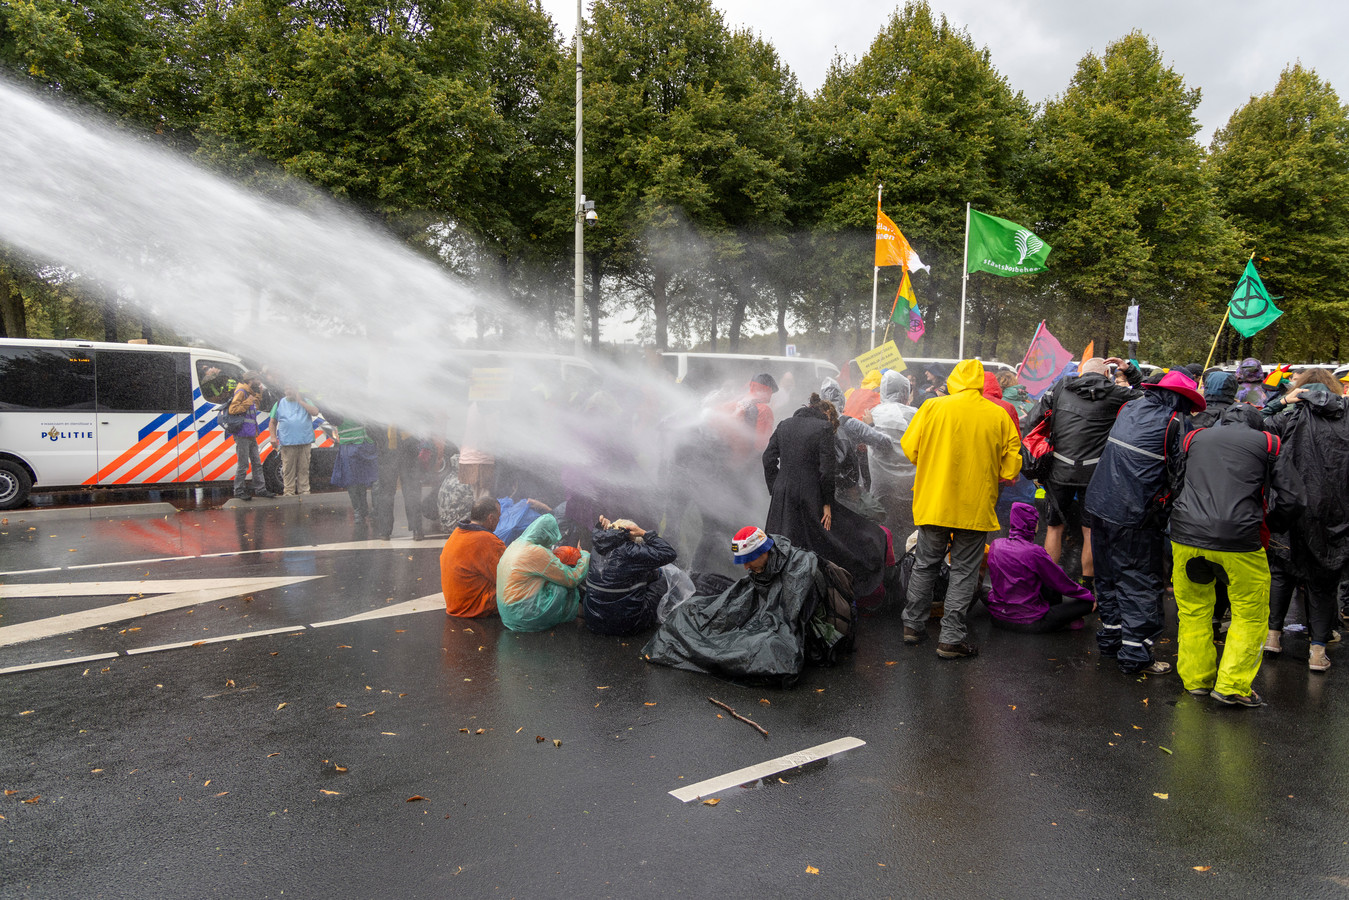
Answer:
[
  {"left": 1033, "top": 32, "right": 1238, "bottom": 360},
  {"left": 1208, "top": 65, "right": 1349, "bottom": 361},
  {"left": 797, "top": 1, "right": 1035, "bottom": 358}
]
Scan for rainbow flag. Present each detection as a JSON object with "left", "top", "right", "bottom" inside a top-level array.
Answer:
[{"left": 888, "top": 269, "right": 925, "bottom": 342}]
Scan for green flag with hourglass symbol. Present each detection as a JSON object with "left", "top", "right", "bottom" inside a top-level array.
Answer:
[{"left": 1227, "top": 260, "right": 1283, "bottom": 338}]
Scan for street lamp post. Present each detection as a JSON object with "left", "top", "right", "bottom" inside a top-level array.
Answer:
[{"left": 572, "top": 0, "right": 585, "bottom": 356}]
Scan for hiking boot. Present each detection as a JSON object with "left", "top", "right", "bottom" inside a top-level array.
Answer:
[
  {"left": 1309, "top": 644, "right": 1332, "bottom": 672},
  {"left": 902, "top": 626, "right": 926, "bottom": 645},
  {"left": 1210, "top": 689, "right": 1263, "bottom": 708},
  {"left": 936, "top": 641, "right": 978, "bottom": 659},
  {"left": 1263, "top": 630, "right": 1282, "bottom": 654},
  {"left": 1135, "top": 660, "right": 1172, "bottom": 675}
]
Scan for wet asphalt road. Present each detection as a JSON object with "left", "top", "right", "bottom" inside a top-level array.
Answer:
[{"left": 2, "top": 497, "right": 1347, "bottom": 899}]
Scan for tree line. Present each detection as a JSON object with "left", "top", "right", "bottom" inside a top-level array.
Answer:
[{"left": 2, "top": 0, "right": 1346, "bottom": 364}]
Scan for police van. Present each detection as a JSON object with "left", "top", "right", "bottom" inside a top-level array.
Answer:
[{"left": 0, "top": 338, "right": 332, "bottom": 509}]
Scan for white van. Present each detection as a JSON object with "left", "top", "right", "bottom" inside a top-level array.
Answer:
[
  {"left": 0, "top": 338, "right": 333, "bottom": 509},
  {"left": 659, "top": 352, "right": 840, "bottom": 393}
]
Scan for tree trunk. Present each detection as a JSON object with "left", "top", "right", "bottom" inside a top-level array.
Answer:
[
  {"left": 141, "top": 319, "right": 153, "bottom": 343},
  {"left": 0, "top": 268, "right": 27, "bottom": 338},
  {"left": 728, "top": 283, "right": 748, "bottom": 352},
  {"left": 652, "top": 263, "right": 669, "bottom": 351},
  {"left": 776, "top": 291, "right": 789, "bottom": 355},
  {"left": 1260, "top": 323, "right": 1279, "bottom": 362},
  {"left": 102, "top": 298, "right": 118, "bottom": 342}
]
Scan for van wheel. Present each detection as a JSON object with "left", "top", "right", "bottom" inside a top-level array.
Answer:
[{"left": 0, "top": 460, "right": 33, "bottom": 510}]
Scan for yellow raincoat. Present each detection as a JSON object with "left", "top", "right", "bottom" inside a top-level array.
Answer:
[{"left": 900, "top": 359, "right": 1022, "bottom": 532}]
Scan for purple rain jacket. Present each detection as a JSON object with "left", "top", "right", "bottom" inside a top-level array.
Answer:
[{"left": 985, "top": 502, "right": 1095, "bottom": 624}]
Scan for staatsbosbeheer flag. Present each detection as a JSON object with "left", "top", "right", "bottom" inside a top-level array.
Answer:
[
  {"left": 966, "top": 208, "right": 1051, "bottom": 276},
  {"left": 1227, "top": 260, "right": 1283, "bottom": 338}
]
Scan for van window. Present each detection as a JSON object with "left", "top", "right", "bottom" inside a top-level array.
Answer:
[
  {"left": 0, "top": 346, "right": 96, "bottom": 411},
  {"left": 196, "top": 359, "right": 245, "bottom": 405},
  {"left": 95, "top": 349, "right": 192, "bottom": 413}
]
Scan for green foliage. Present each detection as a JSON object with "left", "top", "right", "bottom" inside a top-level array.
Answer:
[{"left": 1208, "top": 65, "right": 1349, "bottom": 361}]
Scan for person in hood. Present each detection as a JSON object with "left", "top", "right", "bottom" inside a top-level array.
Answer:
[
  {"left": 868, "top": 370, "right": 918, "bottom": 532},
  {"left": 900, "top": 360, "right": 1022, "bottom": 659},
  {"left": 496, "top": 514, "right": 590, "bottom": 632},
  {"left": 762, "top": 393, "right": 889, "bottom": 598},
  {"left": 982, "top": 371, "right": 1021, "bottom": 434},
  {"left": 1169, "top": 403, "right": 1305, "bottom": 704},
  {"left": 913, "top": 365, "right": 948, "bottom": 407},
  {"left": 581, "top": 516, "right": 678, "bottom": 635},
  {"left": 1265, "top": 372, "right": 1349, "bottom": 672},
  {"left": 1084, "top": 370, "right": 1203, "bottom": 675},
  {"left": 821, "top": 376, "right": 892, "bottom": 491},
  {"left": 1023, "top": 357, "right": 1140, "bottom": 591},
  {"left": 1191, "top": 371, "right": 1238, "bottom": 428},
  {"left": 1234, "top": 358, "right": 1270, "bottom": 407},
  {"left": 984, "top": 502, "right": 1096, "bottom": 632},
  {"left": 844, "top": 369, "right": 883, "bottom": 421},
  {"left": 996, "top": 370, "right": 1036, "bottom": 420}
]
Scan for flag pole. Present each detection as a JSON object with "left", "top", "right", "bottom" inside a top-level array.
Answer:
[
  {"left": 1203, "top": 250, "right": 1255, "bottom": 371},
  {"left": 870, "top": 183, "right": 882, "bottom": 349},
  {"left": 1017, "top": 320, "right": 1045, "bottom": 378},
  {"left": 959, "top": 202, "right": 970, "bottom": 358}
]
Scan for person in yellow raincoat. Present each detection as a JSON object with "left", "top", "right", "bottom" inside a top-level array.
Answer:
[
  {"left": 496, "top": 514, "right": 590, "bottom": 632},
  {"left": 900, "top": 359, "right": 1022, "bottom": 659}
]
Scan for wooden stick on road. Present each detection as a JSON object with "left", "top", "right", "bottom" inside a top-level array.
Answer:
[{"left": 708, "top": 697, "right": 768, "bottom": 739}]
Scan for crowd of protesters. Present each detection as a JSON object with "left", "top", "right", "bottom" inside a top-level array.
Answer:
[{"left": 248, "top": 347, "right": 1347, "bottom": 708}]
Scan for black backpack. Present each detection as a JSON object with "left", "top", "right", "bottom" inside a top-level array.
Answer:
[{"left": 217, "top": 405, "right": 249, "bottom": 436}]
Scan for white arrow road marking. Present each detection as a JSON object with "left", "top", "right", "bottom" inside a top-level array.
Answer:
[
  {"left": 309, "top": 594, "right": 443, "bottom": 628},
  {"left": 0, "top": 576, "right": 323, "bottom": 647},
  {"left": 669, "top": 737, "right": 866, "bottom": 802}
]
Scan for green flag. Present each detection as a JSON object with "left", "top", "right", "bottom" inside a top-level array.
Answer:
[
  {"left": 1227, "top": 260, "right": 1282, "bottom": 338},
  {"left": 966, "top": 208, "right": 1051, "bottom": 276}
]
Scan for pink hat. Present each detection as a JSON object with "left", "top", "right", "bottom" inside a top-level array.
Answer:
[{"left": 1142, "top": 370, "right": 1206, "bottom": 411}]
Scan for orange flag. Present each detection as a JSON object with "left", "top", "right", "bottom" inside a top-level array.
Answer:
[
  {"left": 1081, "top": 340, "right": 1095, "bottom": 362},
  {"left": 876, "top": 203, "right": 929, "bottom": 272}
]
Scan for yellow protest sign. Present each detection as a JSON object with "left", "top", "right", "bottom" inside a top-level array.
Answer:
[
  {"left": 468, "top": 368, "right": 512, "bottom": 402},
  {"left": 853, "top": 341, "right": 906, "bottom": 375}
]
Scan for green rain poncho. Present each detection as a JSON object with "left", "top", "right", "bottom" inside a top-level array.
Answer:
[{"left": 495, "top": 514, "right": 590, "bottom": 632}]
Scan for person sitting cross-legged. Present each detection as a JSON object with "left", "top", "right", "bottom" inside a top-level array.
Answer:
[
  {"left": 983, "top": 502, "right": 1096, "bottom": 633},
  {"left": 440, "top": 497, "right": 506, "bottom": 618}
]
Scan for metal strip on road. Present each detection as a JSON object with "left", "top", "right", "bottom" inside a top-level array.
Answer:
[
  {"left": 669, "top": 737, "right": 867, "bottom": 803},
  {"left": 127, "top": 624, "right": 306, "bottom": 655},
  {"left": 0, "top": 652, "right": 119, "bottom": 675}
]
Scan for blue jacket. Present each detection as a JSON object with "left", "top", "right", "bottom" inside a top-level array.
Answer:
[{"left": 1084, "top": 390, "right": 1189, "bottom": 528}]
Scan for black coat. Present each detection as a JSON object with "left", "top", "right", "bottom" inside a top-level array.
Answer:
[
  {"left": 763, "top": 407, "right": 887, "bottom": 596},
  {"left": 1027, "top": 373, "right": 1139, "bottom": 487},
  {"left": 1267, "top": 395, "right": 1349, "bottom": 574},
  {"left": 1084, "top": 390, "right": 1190, "bottom": 528},
  {"left": 582, "top": 527, "right": 678, "bottom": 635},
  {"left": 1170, "top": 421, "right": 1305, "bottom": 553}
]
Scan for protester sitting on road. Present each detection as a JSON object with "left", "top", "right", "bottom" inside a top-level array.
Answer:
[
  {"left": 1169, "top": 404, "right": 1304, "bottom": 704},
  {"left": 268, "top": 383, "right": 320, "bottom": 496},
  {"left": 984, "top": 502, "right": 1095, "bottom": 633},
  {"left": 582, "top": 517, "right": 678, "bottom": 635},
  {"left": 496, "top": 514, "right": 590, "bottom": 632},
  {"left": 441, "top": 497, "right": 507, "bottom": 618}
]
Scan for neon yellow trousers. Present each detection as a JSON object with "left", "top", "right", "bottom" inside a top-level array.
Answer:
[{"left": 1172, "top": 542, "right": 1271, "bottom": 696}]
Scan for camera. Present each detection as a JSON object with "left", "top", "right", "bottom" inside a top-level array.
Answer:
[{"left": 581, "top": 196, "right": 597, "bottom": 227}]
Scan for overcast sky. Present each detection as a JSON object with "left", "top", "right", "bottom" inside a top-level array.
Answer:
[{"left": 539, "top": 0, "right": 1348, "bottom": 143}]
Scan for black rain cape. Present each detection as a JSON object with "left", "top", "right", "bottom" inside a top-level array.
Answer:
[{"left": 641, "top": 536, "right": 820, "bottom": 685}]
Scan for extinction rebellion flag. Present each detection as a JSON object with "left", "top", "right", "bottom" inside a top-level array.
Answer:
[
  {"left": 1227, "top": 259, "right": 1283, "bottom": 338},
  {"left": 966, "top": 208, "right": 1051, "bottom": 276}
]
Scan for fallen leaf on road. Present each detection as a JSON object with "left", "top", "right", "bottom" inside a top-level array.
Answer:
[
  {"left": 1132, "top": 725, "right": 1142, "bottom": 731},
  {"left": 1153, "top": 792, "right": 1169, "bottom": 800},
  {"left": 596, "top": 686, "right": 609, "bottom": 690},
  {"left": 335, "top": 766, "right": 347, "bottom": 773},
  {"left": 406, "top": 795, "right": 428, "bottom": 802},
  {"left": 214, "top": 792, "right": 229, "bottom": 797},
  {"left": 331, "top": 702, "right": 347, "bottom": 709},
  {"left": 19, "top": 710, "right": 34, "bottom": 716},
  {"left": 266, "top": 753, "right": 280, "bottom": 758},
  {"left": 204, "top": 780, "right": 211, "bottom": 787},
  {"left": 553, "top": 739, "right": 562, "bottom": 748},
  {"left": 759, "top": 699, "right": 771, "bottom": 705},
  {"left": 398, "top": 693, "right": 407, "bottom": 698},
  {"left": 320, "top": 790, "right": 340, "bottom": 796},
  {"left": 276, "top": 702, "right": 287, "bottom": 710},
  {"left": 536, "top": 735, "right": 545, "bottom": 742},
  {"left": 381, "top": 732, "right": 397, "bottom": 736},
  {"left": 474, "top": 729, "right": 485, "bottom": 735},
  {"left": 884, "top": 661, "right": 896, "bottom": 666},
  {"left": 778, "top": 778, "right": 790, "bottom": 784},
  {"left": 3, "top": 790, "right": 15, "bottom": 796},
  {"left": 337, "top": 645, "right": 351, "bottom": 649},
  {"left": 1193, "top": 866, "right": 1211, "bottom": 872},
  {"left": 395, "top": 630, "right": 406, "bottom": 633},
  {"left": 644, "top": 702, "right": 657, "bottom": 707},
  {"left": 225, "top": 680, "right": 235, "bottom": 688},
  {"left": 815, "top": 689, "right": 825, "bottom": 693},
  {"left": 1160, "top": 746, "right": 1173, "bottom": 755},
  {"left": 91, "top": 769, "right": 103, "bottom": 773},
  {"left": 515, "top": 727, "right": 523, "bottom": 733},
  {"left": 191, "top": 642, "right": 204, "bottom": 648},
  {"left": 21, "top": 796, "right": 40, "bottom": 804},
  {"left": 459, "top": 728, "right": 469, "bottom": 733},
  {"left": 702, "top": 798, "right": 720, "bottom": 806},
  {"left": 1008, "top": 705, "right": 1017, "bottom": 710},
  {"left": 360, "top": 711, "right": 375, "bottom": 717},
  {"left": 716, "top": 714, "right": 723, "bottom": 718},
  {"left": 1142, "top": 698, "right": 1149, "bottom": 706},
  {"left": 463, "top": 628, "right": 474, "bottom": 634},
  {"left": 805, "top": 866, "right": 819, "bottom": 875}
]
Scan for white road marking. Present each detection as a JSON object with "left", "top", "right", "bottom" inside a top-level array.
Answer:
[
  {"left": 309, "top": 595, "right": 443, "bottom": 628},
  {"left": 127, "top": 625, "right": 306, "bottom": 655},
  {"left": 669, "top": 737, "right": 867, "bottom": 803},
  {"left": 0, "top": 578, "right": 292, "bottom": 598},
  {"left": 0, "top": 652, "right": 119, "bottom": 675},
  {"left": 2, "top": 538, "right": 436, "bottom": 577},
  {"left": 0, "top": 576, "right": 323, "bottom": 647}
]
